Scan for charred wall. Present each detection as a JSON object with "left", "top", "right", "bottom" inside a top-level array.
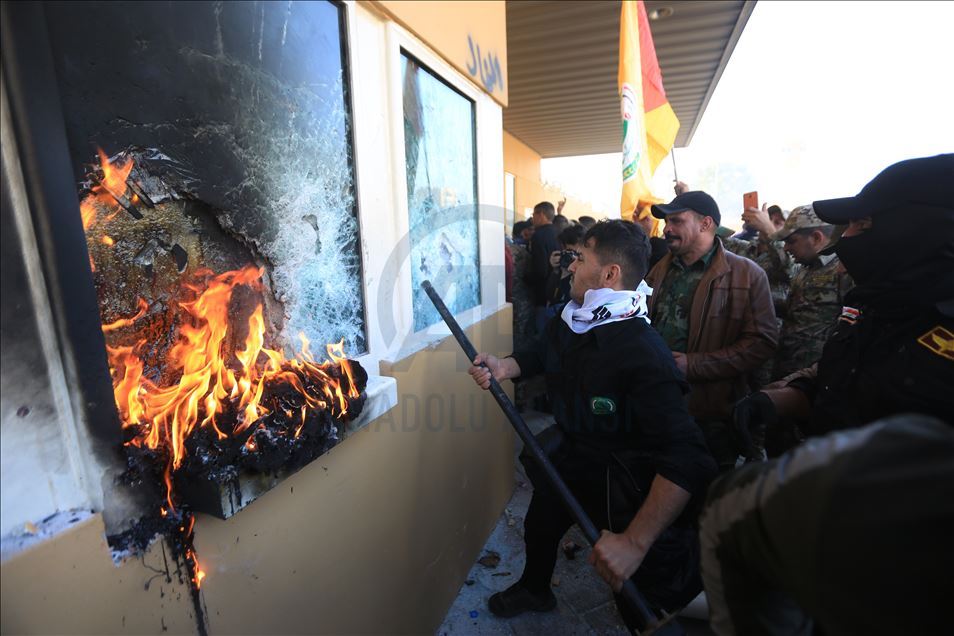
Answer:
[
  {"left": 0, "top": 136, "right": 93, "bottom": 536},
  {"left": 1, "top": 308, "right": 515, "bottom": 635},
  {"left": 44, "top": 0, "right": 367, "bottom": 354}
]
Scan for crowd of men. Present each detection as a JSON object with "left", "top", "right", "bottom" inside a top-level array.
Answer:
[{"left": 485, "top": 154, "right": 953, "bottom": 635}]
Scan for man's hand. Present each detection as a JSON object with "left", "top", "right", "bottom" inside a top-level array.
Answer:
[
  {"left": 468, "top": 354, "right": 519, "bottom": 390},
  {"left": 672, "top": 352, "right": 688, "bottom": 376},
  {"left": 557, "top": 197, "right": 567, "bottom": 214},
  {"left": 549, "top": 249, "right": 562, "bottom": 269},
  {"left": 593, "top": 476, "right": 691, "bottom": 592},
  {"left": 588, "top": 530, "right": 647, "bottom": 592},
  {"left": 674, "top": 181, "right": 689, "bottom": 196},
  {"left": 741, "top": 203, "right": 776, "bottom": 238}
]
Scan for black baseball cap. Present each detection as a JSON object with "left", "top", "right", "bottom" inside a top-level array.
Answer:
[
  {"left": 652, "top": 191, "right": 721, "bottom": 227},
  {"left": 813, "top": 154, "right": 954, "bottom": 224}
]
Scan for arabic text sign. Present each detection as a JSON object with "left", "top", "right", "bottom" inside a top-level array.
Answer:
[{"left": 466, "top": 35, "right": 504, "bottom": 94}]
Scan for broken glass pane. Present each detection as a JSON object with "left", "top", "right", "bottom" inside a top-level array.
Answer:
[
  {"left": 402, "top": 54, "right": 481, "bottom": 331},
  {"left": 45, "top": 0, "right": 367, "bottom": 355}
]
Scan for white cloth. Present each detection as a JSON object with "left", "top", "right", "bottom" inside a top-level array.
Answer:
[{"left": 560, "top": 282, "right": 653, "bottom": 334}]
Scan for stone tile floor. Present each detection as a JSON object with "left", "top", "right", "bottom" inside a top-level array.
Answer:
[{"left": 437, "top": 409, "right": 715, "bottom": 636}]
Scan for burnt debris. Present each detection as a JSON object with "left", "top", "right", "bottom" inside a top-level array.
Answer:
[
  {"left": 84, "top": 146, "right": 368, "bottom": 636},
  {"left": 114, "top": 358, "right": 368, "bottom": 523}
]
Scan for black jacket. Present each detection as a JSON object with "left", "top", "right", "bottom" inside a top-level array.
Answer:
[
  {"left": 512, "top": 314, "right": 717, "bottom": 498},
  {"left": 791, "top": 305, "right": 954, "bottom": 435},
  {"left": 525, "top": 223, "right": 560, "bottom": 306}
]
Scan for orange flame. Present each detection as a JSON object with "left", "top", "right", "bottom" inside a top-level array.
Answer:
[
  {"left": 194, "top": 566, "right": 206, "bottom": 588},
  {"left": 96, "top": 148, "right": 134, "bottom": 201},
  {"left": 80, "top": 149, "right": 361, "bottom": 586},
  {"left": 81, "top": 149, "right": 135, "bottom": 271},
  {"left": 103, "top": 266, "right": 360, "bottom": 511},
  {"left": 102, "top": 298, "right": 148, "bottom": 333},
  {"left": 180, "top": 517, "right": 205, "bottom": 588},
  {"left": 81, "top": 200, "right": 99, "bottom": 231}
]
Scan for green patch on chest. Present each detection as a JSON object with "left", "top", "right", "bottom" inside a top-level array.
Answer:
[{"left": 589, "top": 396, "right": 617, "bottom": 415}]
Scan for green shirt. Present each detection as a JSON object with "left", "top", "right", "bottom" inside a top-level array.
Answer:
[{"left": 654, "top": 242, "right": 718, "bottom": 353}]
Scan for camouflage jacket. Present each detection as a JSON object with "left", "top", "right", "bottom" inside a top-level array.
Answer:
[
  {"left": 774, "top": 254, "right": 854, "bottom": 379},
  {"left": 722, "top": 236, "right": 797, "bottom": 313}
]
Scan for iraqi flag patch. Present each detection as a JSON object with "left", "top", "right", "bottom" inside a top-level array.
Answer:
[{"left": 839, "top": 306, "right": 861, "bottom": 325}]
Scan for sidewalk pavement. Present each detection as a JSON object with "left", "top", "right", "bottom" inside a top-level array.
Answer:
[{"left": 437, "top": 410, "right": 715, "bottom": 636}]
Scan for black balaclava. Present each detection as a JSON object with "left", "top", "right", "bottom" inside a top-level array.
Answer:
[
  {"left": 836, "top": 204, "right": 954, "bottom": 311},
  {"left": 814, "top": 154, "right": 954, "bottom": 313}
]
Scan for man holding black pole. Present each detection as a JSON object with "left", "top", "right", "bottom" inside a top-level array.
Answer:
[{"left": 469, "top": 220, "right": 717, "bottom": 627}]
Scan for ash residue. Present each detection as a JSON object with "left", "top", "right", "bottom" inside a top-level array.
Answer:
[
  {"left": 177, "top": 360, "right": 368, "bottom": 482},
  {"left": 107, "top": 357, "right": 367, "bottom": 636},
  {"left": 79, "top": 146, "right": 198, "bottom": 203},
  {"left": 108, "top": 507, "right": 183, "bottom": 557},
  {"left": 109, "top": 359, "right": 367, "bottom": 553},
  {"left": 108, "top": 507, "right": 209, "bottom": 636},
  {"left": 86, "top": 145, "right": 370, "bottom": 632}
]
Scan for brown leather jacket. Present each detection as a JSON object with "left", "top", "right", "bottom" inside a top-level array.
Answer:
[{"left": 646, "top": 240, "right": 778, "bottom": 421}]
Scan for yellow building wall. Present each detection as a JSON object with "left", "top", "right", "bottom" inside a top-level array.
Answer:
[
  {"left": 367, "top": 0, "right": 508, "bottom": 106},
  {"left": 0, "top": 308, "right": 515, "bottom": 635},
  {"left": 503, "top": 131, "right": 606, "bottom": 224}
]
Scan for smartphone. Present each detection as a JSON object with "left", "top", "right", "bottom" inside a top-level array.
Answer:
[{"left": 743, "top": 191, "right": 759, "bottom": 211}]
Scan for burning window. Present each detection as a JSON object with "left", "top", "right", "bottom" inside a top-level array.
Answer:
[
  {"left": 402, "top": 53, "right": 481, "bottom": 331},
  {"left": 46, "top": 0, "right": 366, "bottom": 353},
  {"left": 37, "top": 1, "right": 372, "bottom": 627}
]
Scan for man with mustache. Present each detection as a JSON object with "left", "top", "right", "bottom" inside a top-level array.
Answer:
[{"left": 646, "top": 191, "right": 778, "bottom": 468}]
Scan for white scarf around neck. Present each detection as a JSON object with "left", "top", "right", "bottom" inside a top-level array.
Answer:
[{"left": 560, "top": 282, "right": 653, "bottom": 334}]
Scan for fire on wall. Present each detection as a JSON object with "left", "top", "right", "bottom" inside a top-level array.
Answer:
[{"left": 4, "top": 2, "right": 376, "bottom": 632}]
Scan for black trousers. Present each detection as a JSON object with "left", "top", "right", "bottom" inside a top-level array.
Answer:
[
  {"left": 518, "top": 430, "right": 703, "bottom": 617},
  {"left": 696, "top": 420, "right": 740, "bottom": 472}
]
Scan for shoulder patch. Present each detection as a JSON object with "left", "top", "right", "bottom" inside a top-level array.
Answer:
[
  {"left": 839, "top": 306, "right": 861, "bottom": 325},
  {"left": 589, "top": 397, "right": 617, "bottom": 415},
  {"left": 917, "top": 325, "right": 954, "bottom": 361}
]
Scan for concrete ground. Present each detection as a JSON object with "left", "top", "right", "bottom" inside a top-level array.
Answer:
[{"left": 437, "top": 409, "right": 715, "bottom": 636}]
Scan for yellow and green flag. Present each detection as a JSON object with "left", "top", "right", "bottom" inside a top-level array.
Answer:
[{"left": 619, "top": 0, "right": 680, "bottom": 222}]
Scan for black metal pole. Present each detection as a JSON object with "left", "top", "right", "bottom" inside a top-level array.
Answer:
[{"left": 422, "top": 280, "right": 661, "bottom": 633}]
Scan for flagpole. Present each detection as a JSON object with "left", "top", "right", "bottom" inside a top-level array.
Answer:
[{"left": 670, "top": 148, "right": 679, "bottom": 184}]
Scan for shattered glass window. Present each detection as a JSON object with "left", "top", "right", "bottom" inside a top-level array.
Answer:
[
  {"left": 402, "top": 54, "right": 480, "bottom": 331},
  {"left": 45, "top": 0, "right": 367, "bottom": 355}
]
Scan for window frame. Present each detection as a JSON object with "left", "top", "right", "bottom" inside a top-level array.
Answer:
[
  {"left": 332, "top": 0, "right": 371, "bottom": 356},
  {"left": 0, "top": 0, "right": 385, "bottom": 540},
  {"left": 399, "top": 48, "right": 481, "bottom": 333},
  {"left": 375, "top": 21, "right": 505, "bottom": 362}
]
